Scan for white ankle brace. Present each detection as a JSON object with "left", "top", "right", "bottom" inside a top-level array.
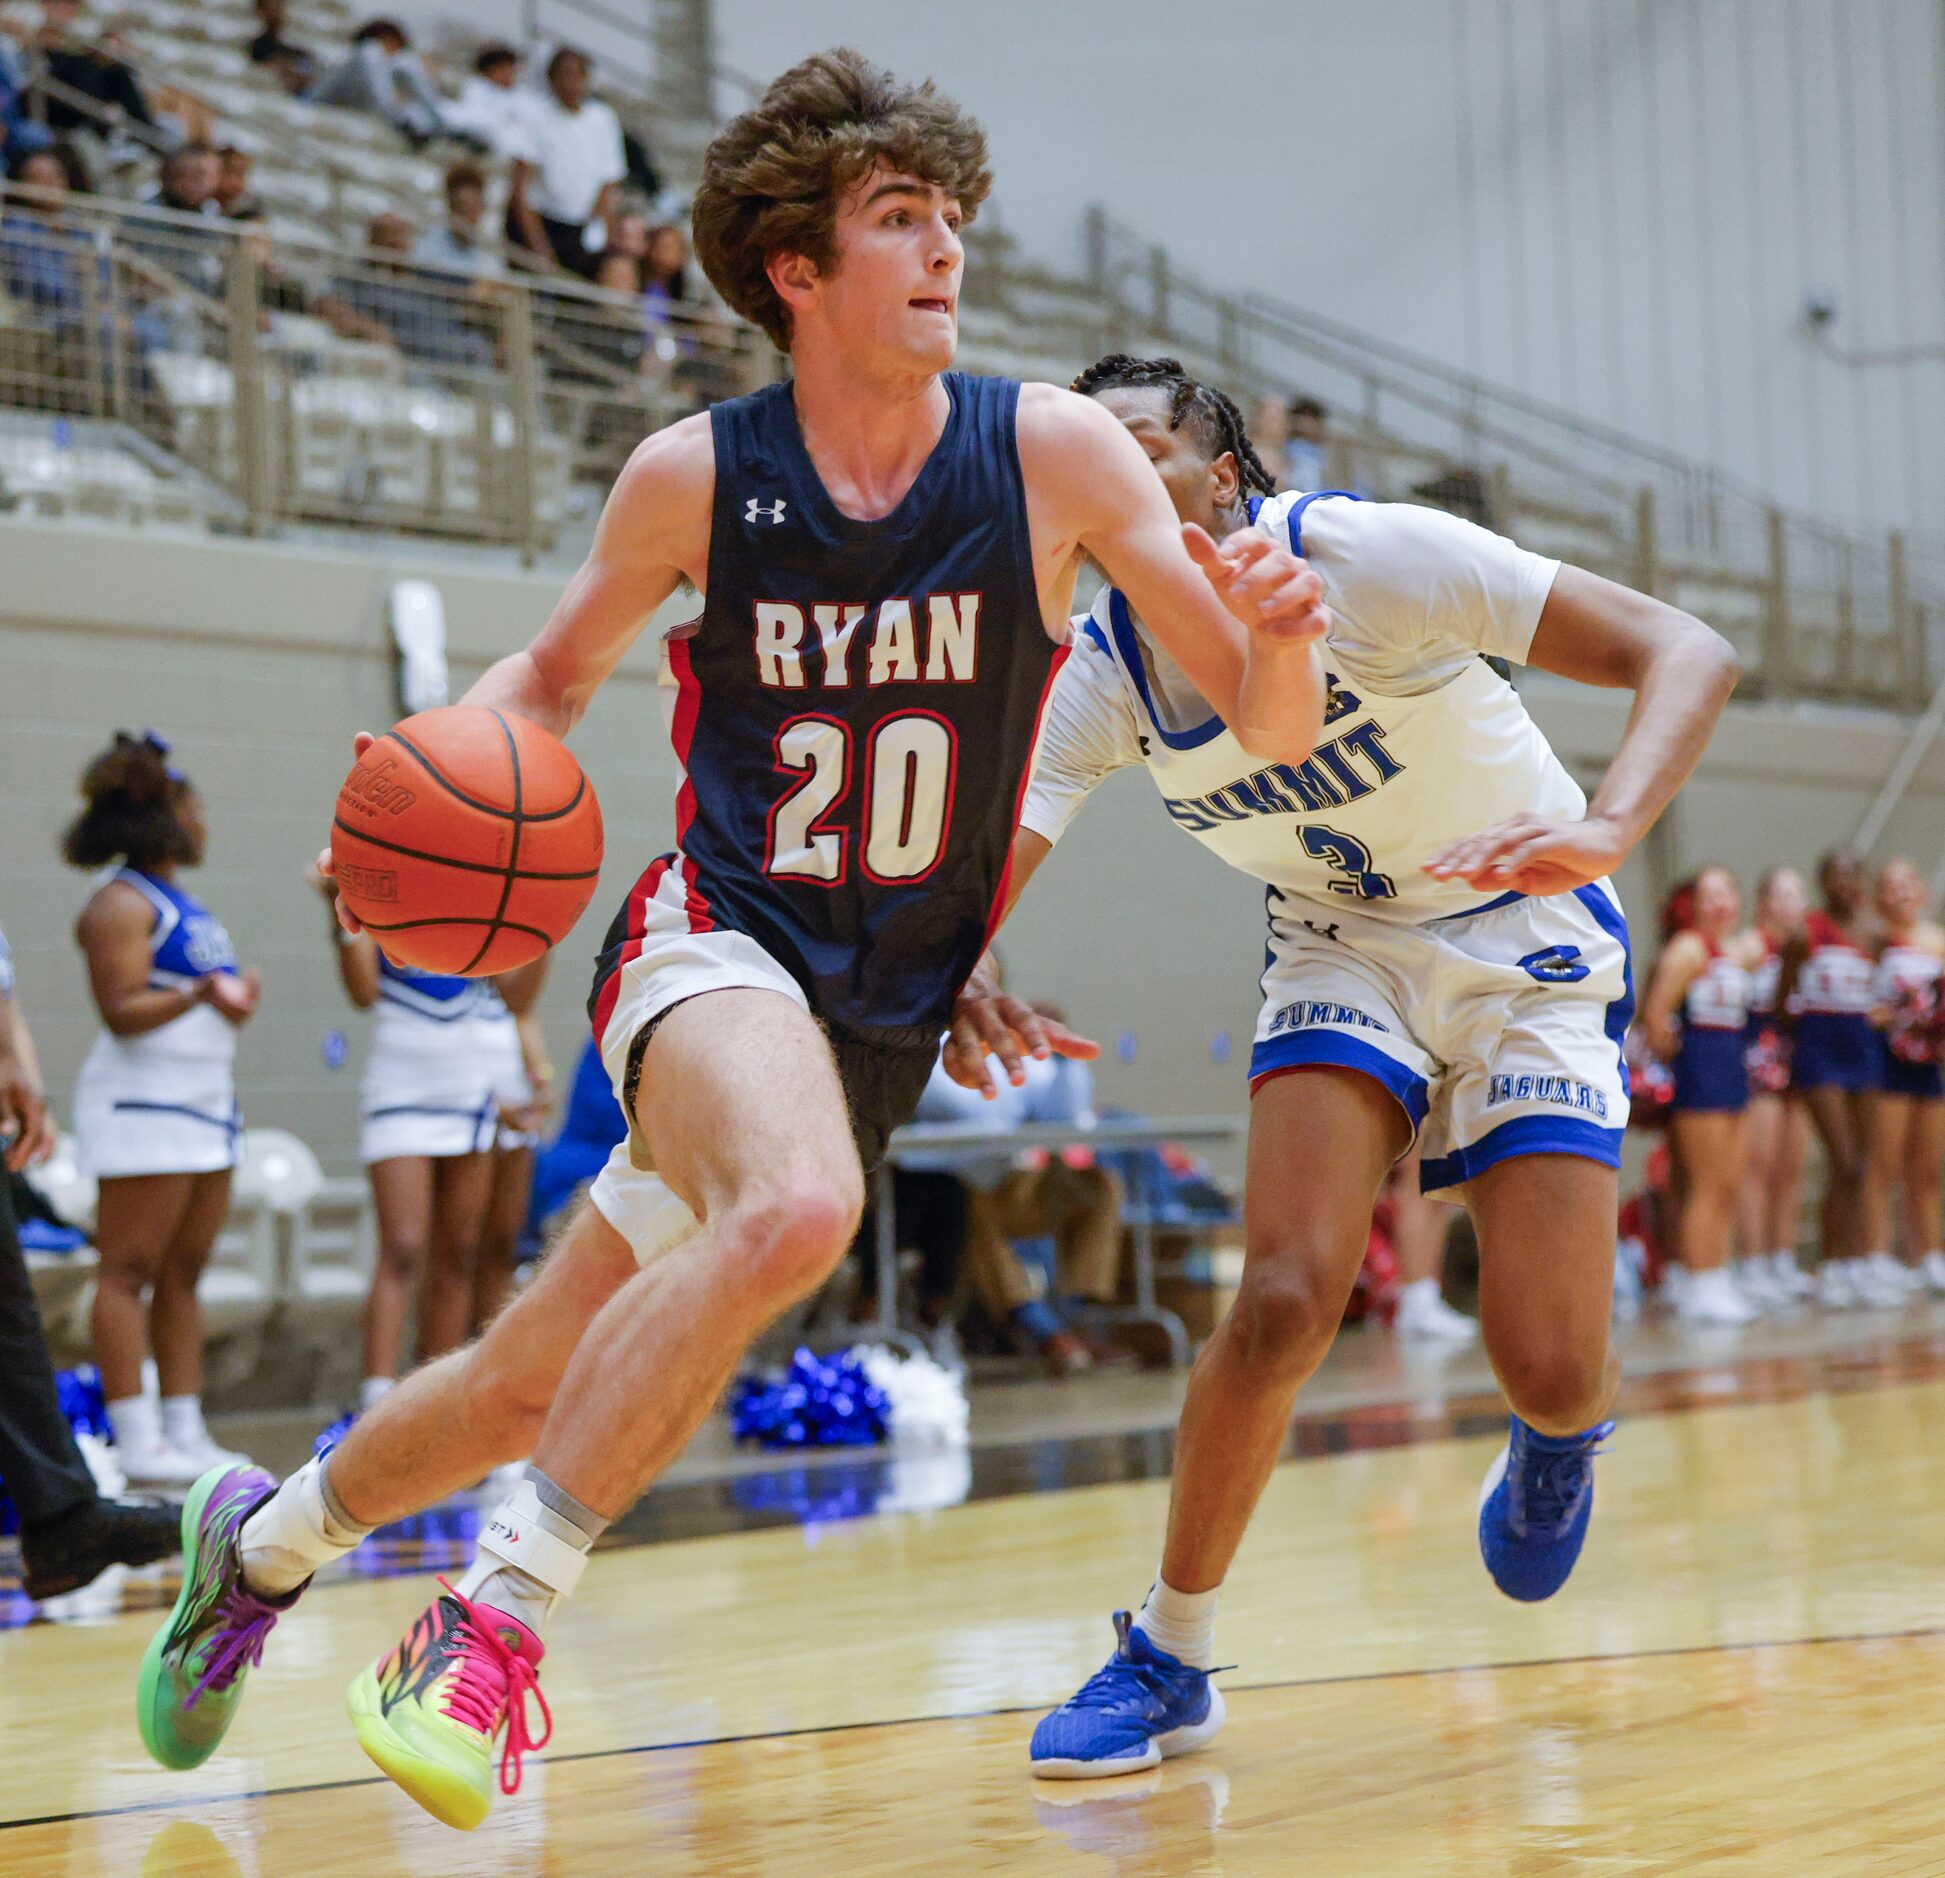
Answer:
[{"left": 476, "top": 1481, "right": 590, "bottom": 1600}]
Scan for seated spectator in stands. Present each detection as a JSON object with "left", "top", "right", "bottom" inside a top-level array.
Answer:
[
  {"left": 318, "top": 210, "right": 495, "bottom": 370},
  {"left": 29, "top": 0, "right": 164, "bottom": 147},
  {"left": 412, "top": 161, "right": 503, "bottom": 279},
  {"left": 641, "top": 220, "right": 689, "bottom": 313},
  {"left": 906, "top": 996, "right": 1125, "bottom": 1376},
  {"left": 130, "top": 142, "right": 227, "bottom": 295},
  {"left": 139, "top": 141, "right": 220, "bottom": 218},
  {"left": 247, "top": 0, "right": 315, "bottom": 91},
  {"left": 443, "top": 43, "right": 535, "bottom": 159},
  {"left": 593, "top": 208, "right": 648, "bottom": 294},
  {"left": 506, "top": 47, "right": 624, "bottom": 280},
  {"left": 0, "top": 141, "right": 98, "bottom": 320},
  {"left": 307, "top": 18, "right": 449, "bottom": 148},
  {"left": 0, "top": 26, "right": 54, "bottom": 160},
  {"left": 212, "top": 145, "right": 263, "bottom": 222},
  {"left": 1285, "top": 394, "right": 1331, "bottom": 491}
]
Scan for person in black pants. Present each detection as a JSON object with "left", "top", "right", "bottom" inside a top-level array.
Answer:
[{"left": 0, "top": 920, "right": 178, "bottom": 1601}]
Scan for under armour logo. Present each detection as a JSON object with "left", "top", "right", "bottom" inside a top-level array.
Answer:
[
  {"left": 1302, "top": 919, "right": 1342, "bottom": 943},
  {"left": 745, "top": 497, "right": 788, "bottom": 525}
]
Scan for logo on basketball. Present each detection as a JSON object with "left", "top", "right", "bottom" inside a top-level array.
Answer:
[
  {"left": 343, "top": 757, "right": 418, "bottom": 817},
  {"left": 745, "top": 497, "right": 788, "bottom": 525},
  {"left": 336, "top": 861, "right": 398, "bottom": 903}
]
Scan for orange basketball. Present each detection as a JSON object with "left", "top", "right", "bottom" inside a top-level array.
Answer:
[{"left": 331, "top": 706, "right": 604, "bottom": 975}]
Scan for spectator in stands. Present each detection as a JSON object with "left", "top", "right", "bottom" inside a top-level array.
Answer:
[
  {"left": 1, "top": 142, "right": 103, "bottom": 328},
  {"left": 0, "top": 915, "right": 182, "bottom": 1603},
  {"left": 1285, "top": 394, "right": 1330, "bottom": 491},
  {"left": 1385, "top": 1145, "right": 1477, "bottom": 1342},
  {"left": 141, "top": 141, "right": 219, "bottom": 218},
  {"left": 0, "top": 25, "right": 54, "bottom": 161},
  {"left": 307, "top": 18, "right": 449, "bottom": 148},
  {"left": 412, "top": 161, "right": 502, "bottom": 279},
  {"left": 443, "top": 43, "right": 535, "bottom": 160},
  {"left": 27, "top": 0, "right": 163, "bottom": 150},
  {"left": 212, "top": 145, "right": 263, "bottom": 222},
  {"left": 129, "top": 142, "right": 227, "bottom": 300},
  {"left": 318, "top": 209, "right": 495, "bottom": 370},
  {"left": 907, "top": 987, "right": 1124, "bottom": 1376},
  {"left": 247, "top": 0, "right": 315, "bottom": 93},
  {"left": 506, "top": 46, "right": 624, "bottom": 280}
]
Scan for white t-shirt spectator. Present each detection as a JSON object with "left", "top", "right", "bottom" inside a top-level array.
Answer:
[
  {"left": 444, "top": 75, "right": 541, "bottom": 159},
  {"left": 511, "top": 95, "right": 625, "bottom": 224}
]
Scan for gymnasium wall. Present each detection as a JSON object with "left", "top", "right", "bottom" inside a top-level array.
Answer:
[
  {"left": 5, "top": 519, "right": 1942, "bottom": 1176},
  {"left": 392, "top": 0, "right": 1945, "bottom": 546},
  {"left": 707, "top": 0, "right": 1945, "bottom": 544}
]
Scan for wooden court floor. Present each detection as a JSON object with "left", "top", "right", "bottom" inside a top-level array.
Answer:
[{"left": 6, "top": 1377, "right": 1945, "bottom": 1873}]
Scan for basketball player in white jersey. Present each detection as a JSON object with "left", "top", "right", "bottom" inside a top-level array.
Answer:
[{"left": 943, "top": 357, "right": 1740, "bottom": 1777}]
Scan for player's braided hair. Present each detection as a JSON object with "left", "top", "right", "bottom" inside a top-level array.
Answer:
[{"left": 1070, "top": 355, "right": 1279, "bottom": 502}]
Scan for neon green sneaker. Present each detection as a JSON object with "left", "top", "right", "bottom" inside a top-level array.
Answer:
[
  {"left": 346, "top": 1580, "right": 550, "bottom": 1832},
  {"left": 136, "top": 1464, "right": 294, "bottom": 1770}
]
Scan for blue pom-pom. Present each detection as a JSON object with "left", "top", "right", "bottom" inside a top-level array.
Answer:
[{"left": 730, "top": 1347, "right": 890, "bottom": 1449}]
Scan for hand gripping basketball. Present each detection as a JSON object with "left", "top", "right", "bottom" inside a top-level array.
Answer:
[{"left": 328, "top": 706, "right": 604, "bottom": 975}]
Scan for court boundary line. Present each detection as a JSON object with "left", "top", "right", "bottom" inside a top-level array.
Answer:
[{"left": 7, "top": 1619, "right": 1943, "bottom": 1834}]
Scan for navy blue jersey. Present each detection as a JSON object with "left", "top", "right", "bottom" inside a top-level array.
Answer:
[{"left": 595, "top": 373, "right": 1061, "bottom": 1037}]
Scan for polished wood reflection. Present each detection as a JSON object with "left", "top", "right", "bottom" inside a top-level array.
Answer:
[{"left": 7, "top": 1379, "right": 1945, "bottom": 1872}]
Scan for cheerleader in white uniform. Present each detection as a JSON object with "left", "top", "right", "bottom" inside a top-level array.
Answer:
[
  {"left": 66, "top": 734, "right": 259, "bottom": 1488},
  {"left": 313, "top": 868, "right": 497, "bottom": 1409},
  {"left": 470, "top": 957, "right": 555, "bottom": 1334},
  {"left": 1861, "top": 859, "right": 1945, "bottom": 1296}
]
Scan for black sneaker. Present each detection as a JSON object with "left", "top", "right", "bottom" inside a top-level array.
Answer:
[{"left": 21, "top": 1494, "right": 182, "bottom": 1601}]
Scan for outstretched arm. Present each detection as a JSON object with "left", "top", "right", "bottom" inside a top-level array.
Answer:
[
  {"left": 463, "top": 413, "right": 714, "bottom": 735},
  {"left": 1426, "top": 566, "right": 1740, "bottom": 895},
  {"left": 1018, "top": 388, "right": 1330, "bottom": 764}
]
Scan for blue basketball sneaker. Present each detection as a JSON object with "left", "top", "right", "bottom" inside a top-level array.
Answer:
[
  {"left": 1478, "top": 1414, "right": 1613, "bottom": 1602},
  {"left": 1029, "top": 1611, "right": 1226, "bottom": 1779}
]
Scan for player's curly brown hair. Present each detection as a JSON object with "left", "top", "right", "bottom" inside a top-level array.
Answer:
[{"left": 691, "top": 48, "right": 992, "bottom": 352}]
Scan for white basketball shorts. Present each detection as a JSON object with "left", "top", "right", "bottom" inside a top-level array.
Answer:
[
  {"left": 1249, "top": 881, "right": 1633, "bottom": 1196},
  {"left": 585, "top": 853, "right": 806, "bottom": 1268}
]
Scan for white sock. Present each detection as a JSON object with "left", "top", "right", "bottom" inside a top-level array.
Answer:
[
  {"left": 1136, "top": 1576, "right": 1220, "bottom": 1670},
  {"left": 237, "top": 1455, "right": 371, "bottom": 1597},
  {"left": 158, "top": 1395, "right": 208, "bottom": 1450},
  {"left": 455, "top": 1476, "right": 601, "bottom": 1637},
  {"left": 359, "top": 1375, "right": 396, "bottom": 1412},
  {"left": 107, "top": 1393, "right": 165, "bottom": 1455}
]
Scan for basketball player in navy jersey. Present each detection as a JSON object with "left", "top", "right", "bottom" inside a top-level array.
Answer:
[{"left": 136, "top": 52, "right": 1333, "bottom": 1828}]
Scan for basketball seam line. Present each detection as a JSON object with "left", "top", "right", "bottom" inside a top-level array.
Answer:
[
  {"left": 356, "top": 916, "right": 556, "bottom": 939},
  {"left": 388, "top": 726, "right": 587, "bottom": 824},
  {"left": 461, "top": 708, "right": 524, "bottom": 975},
  {"left": 329, "top": 817, "right": 600, "bottom": 882}
]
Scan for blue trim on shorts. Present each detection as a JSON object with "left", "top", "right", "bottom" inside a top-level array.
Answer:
[
  {"left": 1420, "top": 1114, "right": 1624, "bottom": 1193},
  {"left": 1249, "top": 1029, "right": 1430, "bottom": 1129},
  {"left": 1572, "top": 883, "right": 1634, "bottom": 1097}
]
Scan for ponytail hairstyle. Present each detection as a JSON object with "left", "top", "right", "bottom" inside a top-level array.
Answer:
[
  {"left": 1657, "top": 874, "right": 1699, "bottom": 944},
  {"left": 61, "top": 730, "right": 197, "bottom": 870}
]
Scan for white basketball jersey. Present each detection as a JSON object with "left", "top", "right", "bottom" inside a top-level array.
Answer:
[{"left": 1023, "top": 491, "right": 1583, "bottom": 924}]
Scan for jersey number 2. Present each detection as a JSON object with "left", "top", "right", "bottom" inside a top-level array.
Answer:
[
  {"left": 767, "top": 713, "right": 958, "bottom": 885},
  {"left": 1300, "top": 825, "right": 1396, "bottom": 900}
]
